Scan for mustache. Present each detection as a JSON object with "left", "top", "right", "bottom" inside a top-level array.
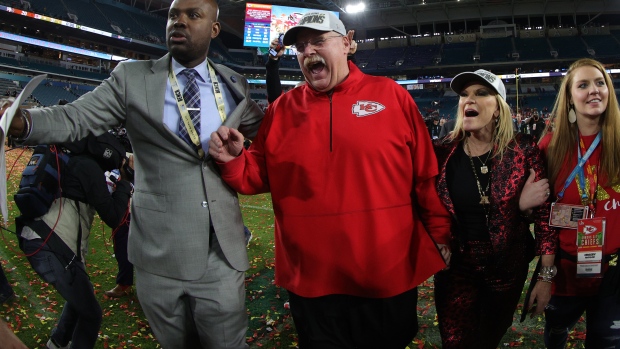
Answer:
[{"left": 303, "top": 55, "right": 325, "bottom": 69}]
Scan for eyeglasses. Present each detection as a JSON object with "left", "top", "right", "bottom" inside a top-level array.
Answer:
[{"left": 292, "top": 35, "right": 343, "bottom": 53}]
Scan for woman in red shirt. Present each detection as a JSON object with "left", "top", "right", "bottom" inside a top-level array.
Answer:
[{"left": 539, "top": 58, "right": 620, "bottom": 348}]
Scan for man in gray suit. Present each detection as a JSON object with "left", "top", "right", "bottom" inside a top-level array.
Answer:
[{"left": 5, "top": 0, "right": 263, "bottom": 347}]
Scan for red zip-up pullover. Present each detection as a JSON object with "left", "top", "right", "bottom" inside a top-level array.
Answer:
[{"left": 219, "top": 62, "right": 451, "bottom": 298}]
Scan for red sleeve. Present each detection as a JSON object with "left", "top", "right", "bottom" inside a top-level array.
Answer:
[
  {"left": 218, "top": 108, "right": 274, "bottom": 195},
  {"left": 406, "top": 95, "right": 451, "bottom": 245}
]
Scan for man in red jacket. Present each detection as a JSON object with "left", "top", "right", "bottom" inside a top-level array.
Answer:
[{"left": 210, "top": 10, "right": 451, "bottom": 348}]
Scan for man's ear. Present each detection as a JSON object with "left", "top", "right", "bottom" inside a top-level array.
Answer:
[
  {"left": 343, "top": 36, "right": 350, "bottom": 54},
  {"left": 211, "top": 21, "right": 221, "bottom": 38}
]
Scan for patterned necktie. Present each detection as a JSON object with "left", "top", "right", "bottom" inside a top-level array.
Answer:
[{"left": 178, "top": 68, "right": 201, "bottom": 145}]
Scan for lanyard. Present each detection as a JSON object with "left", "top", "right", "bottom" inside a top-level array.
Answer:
[
  {"left": 168, "top": 62, "right": 228, "bottom": 155},
  {"left": 556, "top": 132, "right": 601, "bottom": 202},
  {"left": 576, "top": 133, "right": 600, "bottom": 215}
]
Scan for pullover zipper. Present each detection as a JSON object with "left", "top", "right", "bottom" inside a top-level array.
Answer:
[{"left": 328, "top": 90, "right": 334, "bottom": 152}]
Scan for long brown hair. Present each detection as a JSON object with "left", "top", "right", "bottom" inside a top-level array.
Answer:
[{"left": 542, "top": 58, "right": 620, "bottom": 187}]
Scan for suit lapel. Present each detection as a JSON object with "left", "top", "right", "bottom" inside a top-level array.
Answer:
[
  {"left": 146, "top": 54, "right": 199, "bottom": 153},
  {"left": 146, "top": 54, "right": 169, "bottom": 126}
]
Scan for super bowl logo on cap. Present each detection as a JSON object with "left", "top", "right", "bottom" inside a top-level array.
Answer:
[
  {"left": 477, "top": 70, "right": 496, "bottom": 84},
  {"left": 299, "top": 13, "right": 325, "bottom": 25}
]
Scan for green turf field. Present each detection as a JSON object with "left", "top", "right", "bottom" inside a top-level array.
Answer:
[{"left": 0, "top": 148, "right": 586, "bottom": 348}]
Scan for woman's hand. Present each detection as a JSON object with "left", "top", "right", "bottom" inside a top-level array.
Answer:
[
  {"left": 519, "top": 168, "right": 550, "bottom": 214},
  {"left": 437, "top": 243, "right": 451, "bottom": 269},
  {"left": 526, "top": 280, "right": 552, "bottom": 318}
]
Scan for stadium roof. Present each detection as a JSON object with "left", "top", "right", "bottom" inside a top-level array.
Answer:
[{"left": 130, "top": 0, "right": 620, "bottom": 42}]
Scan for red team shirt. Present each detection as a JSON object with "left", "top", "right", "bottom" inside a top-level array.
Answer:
[
  {"left": 219, "top": 62, "right": 451, "bottom": 298},
  {"left": 540, "top": 133, "right": 620, "bottom": 296}
]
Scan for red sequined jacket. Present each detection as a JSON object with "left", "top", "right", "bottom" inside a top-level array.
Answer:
[{"left": 433, "top": 133, "right": 557, "bottom": 269}]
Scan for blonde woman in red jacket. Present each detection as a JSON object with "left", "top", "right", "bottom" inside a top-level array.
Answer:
[{"left": 433, "top": 69, "right": 557, "bottom": 348}]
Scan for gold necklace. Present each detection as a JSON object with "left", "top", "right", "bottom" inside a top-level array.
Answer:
[
  {"left": 465, "top": 138, "right": 491, "bottom": 206},
  {"left": 475, "top": 148, "right": 492, "bottom": 174}
]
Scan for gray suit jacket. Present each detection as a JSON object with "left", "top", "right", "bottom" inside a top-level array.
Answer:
[{"left": 26, "top": 54, "right": 264, "bottom": 280}]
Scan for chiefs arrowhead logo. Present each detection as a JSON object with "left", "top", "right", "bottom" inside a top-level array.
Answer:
[
  {"left": 583, "top": 225, "right": 598, "bottom": 235},
  {"left": 352, "top": 101, "right": 385, "bottom": 117}
]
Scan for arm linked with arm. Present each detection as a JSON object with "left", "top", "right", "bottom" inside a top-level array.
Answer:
[{"left": 408, "top": 96, "right": 451, "bottom": 245}]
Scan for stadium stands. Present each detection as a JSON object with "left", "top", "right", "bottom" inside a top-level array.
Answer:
[
  {"left": 479, "top": 37, "right": 514, "bottom": 62},
  {"left": 439, "top": 42, "right": 476, "bottom": 66},
  {"left": 128, "top": 11, "right": 166, "bottom": 40},
  {"left": 26, "top": 0, "right": 66, "bottom": 20},
  {"left": 95, "top": 1, "right": 150, "bottom": 38},
  {"left": 513, "top": 37, "right": 551, "bottom": 61},
  {"left": 404, "top": 45, "right": 441, "bottom": 68},
  {"left": 582, "top": 35, "right": 620, "bottom": 59},
  {"left": 366, "top": 46, "right": 406, "bottom": 70},
  {"left": 548, "top": 36, "right": 590, "bottom": 59},
  {"left": 64, "top": 0, "right": 115, "bottom": 35},
  {"left": 30, "top": 84, "right": 79, "bottom": 106},
  {"left": 0, "top": 1, "right": 618, "bottom": 117}
]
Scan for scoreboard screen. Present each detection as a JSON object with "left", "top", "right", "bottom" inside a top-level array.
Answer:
[{"left": 244, "top": 3, "right": 339, "bottom": 52}]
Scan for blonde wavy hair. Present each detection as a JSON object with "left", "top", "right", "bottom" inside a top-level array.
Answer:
[
  {"left": 541, "top": 58, "right": 620, "bottom": 187},
  {"left": 447, "top": 93, "right": 515, "bottom": 161}
]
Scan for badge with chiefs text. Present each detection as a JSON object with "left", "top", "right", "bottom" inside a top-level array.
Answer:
[{"left": 576, "top": 217, "right": 606, "bottom": 278}]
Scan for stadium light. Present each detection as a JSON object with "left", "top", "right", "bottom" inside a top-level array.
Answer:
[{"left": 345, "top": 2, "right": 366, "bottom": 13}]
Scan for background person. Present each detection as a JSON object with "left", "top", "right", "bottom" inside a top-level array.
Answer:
[
  {"left": 428, "top": 117, "right": 441, "bottom": 139},
  {"left": 17, "top": 133, "right": 131, "bottom": 349},
  {"left": 104, "top": 126, "right": 134, "bottom": 298},
  {"left": 4, "top": 0, "right": 263, "bottom": 347},
  {"left": 0, "top": 264, "right": 14, "bottom": 304},
  {"left": 539, "top": 58, "right": 620, "bottom": 349},
  {"left": 433, "top": 69, "right": 556, "bottom": 349},
  {"left": 210, "top": 11, "right": 451, "bottom": 348},
  {"left": 438, "top": 118, "right": 456, "bottom": 138},
  {"left": 528, "top": 112, "right": 546, "bottom": 141}
]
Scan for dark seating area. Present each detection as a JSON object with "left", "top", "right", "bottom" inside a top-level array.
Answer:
[
  {"left": 128, "top": 11, "right": 166, "bottom": 40},
  {"left": 582, "top": 35, "right": 620, "bottom": 59},
  {"left": 366, "top": 46, "right": 406, "bottom": 70},
  {"left": 65, "top": 0, "right": 114, "bottom": 34},
  {"left": 405, "top": 45, "right": 441, "bottom": 68},
  {"left": 355, "top": 49, "right": 375, "bottom": 66},
  {"left": 479, "top": 37, "right": 514, "bottom": 62},
  {"left": 439, "top": 42, "right": 476, "bottom": 66},
  {"left": 548, "top": 36, "right": 590, "bottom": 59},
  {"left": 30, "top": 84, "right": 80, "bottom": 106},
  {"left": 95, "top": 1, "right": 150, "bottom": 38},
  {"left": 9, "top": 0, "right": 166, "bottom": 43},
  {"left": 514, "top": 37, "right": 552, "bottom": 61},
  {"left": 24, "top": 0, "right": 67, "bottom": 21},
  {"left": 230, "top": 51, "right": 256, "bottom": 66}
]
